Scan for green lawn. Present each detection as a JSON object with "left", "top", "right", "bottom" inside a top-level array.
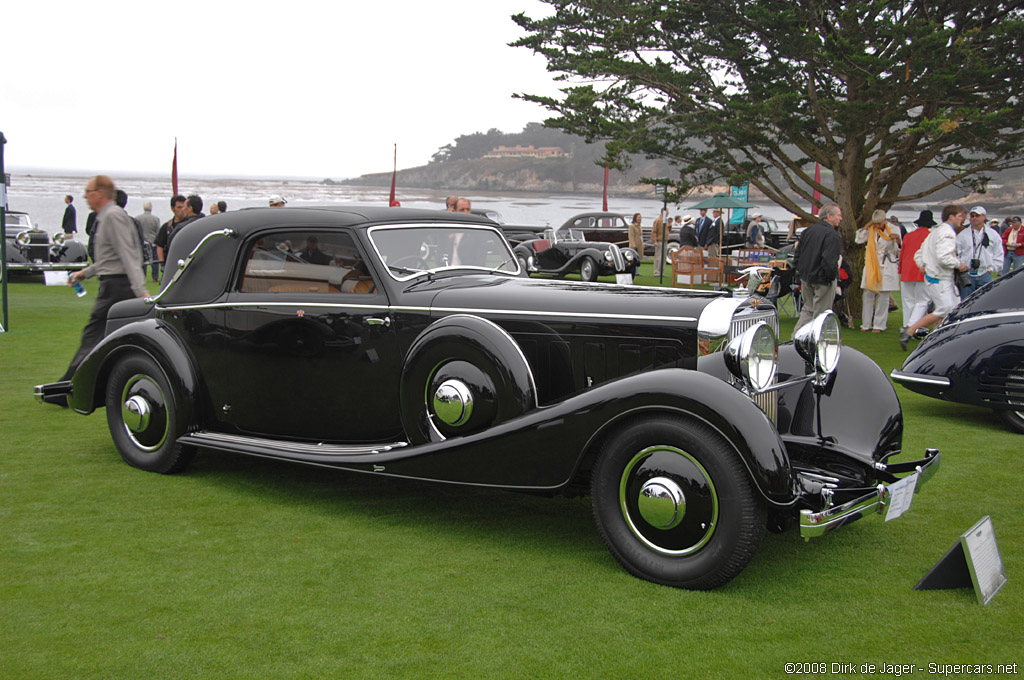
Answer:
[{"left": 1, "top": 275, "right": 1020, "bottom": 679}]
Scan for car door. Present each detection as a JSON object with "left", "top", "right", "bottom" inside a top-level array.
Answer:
[
  {"left": 594, "top": 215, "right": 629, "bottom": 248},
  {"left": 205, "top": 228, "right": 403, "bottom": 442}
]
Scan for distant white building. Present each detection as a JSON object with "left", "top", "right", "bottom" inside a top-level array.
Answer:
[{"left": 484, "top": 145, "right": 566, "bottom": 159}]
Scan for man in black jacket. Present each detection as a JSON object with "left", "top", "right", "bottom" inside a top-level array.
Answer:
[{"left": 792, "top": 203, "right": 843, "bottom": 333}]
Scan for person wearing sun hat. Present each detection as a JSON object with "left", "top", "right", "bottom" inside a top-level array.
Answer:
[
  {"left": 855, "top": 208, "right": 901, "bottom": 332},
  {"left": 269, "top": 194, "right": 288, "bottom": 207},
  {"left": 898, "top": 210, "right": 935, "bottom": 330}
]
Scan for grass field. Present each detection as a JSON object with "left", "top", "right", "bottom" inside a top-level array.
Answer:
[{"left": 1, "top": 272, "right": 1020, "bottom": 679}]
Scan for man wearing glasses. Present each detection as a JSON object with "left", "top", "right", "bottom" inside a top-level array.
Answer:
[{"left": 43, "top": 176, "right": 147, "bottom": 406}]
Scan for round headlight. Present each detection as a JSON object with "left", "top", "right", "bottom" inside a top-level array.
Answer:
[
  {"left": 16, "top": 232, "right": 31, "bottom": 246},
  {"left": 53, "top": 231, "right": 67, "bottom": 245},
  {"left": 794, "top": 311, "right": 842, "bottom": 374},
  {"left": 724, "top": 322, "right": 778, "bottom": 392},
  {"left": 604, "top": 251, "right": 613, "bottom": 261}
]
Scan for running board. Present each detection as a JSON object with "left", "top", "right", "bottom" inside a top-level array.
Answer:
[{"left": 178, "top": 431, "right": 408, "bottom": 458}]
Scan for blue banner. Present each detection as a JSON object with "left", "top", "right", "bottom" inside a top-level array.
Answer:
[{"left": 730, "top": 184, "right": 748, "bottom": 224}]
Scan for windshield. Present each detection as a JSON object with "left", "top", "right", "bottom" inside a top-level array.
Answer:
[
  {"left": 4, "top": 214, "right": 32, "bottom": 229},
  {"left": 368, "top": 224, "right": 520, "bottom": 280}
]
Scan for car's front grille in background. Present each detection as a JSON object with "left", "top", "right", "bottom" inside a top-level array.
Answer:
[
  {"left": 729, "top": 306, "right": 779, "bottom": 422},
  {"left": 608, "top": 244, "right": 625, "bottom": 271}
]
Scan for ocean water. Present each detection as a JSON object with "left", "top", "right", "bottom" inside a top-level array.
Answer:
[{"left": 4, "top": 169, "right": 927, "bottom": 235}]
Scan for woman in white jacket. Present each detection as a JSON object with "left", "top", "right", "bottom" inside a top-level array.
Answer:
[{"left": 855, "top": 209, "right": 902, "bottom": 332}]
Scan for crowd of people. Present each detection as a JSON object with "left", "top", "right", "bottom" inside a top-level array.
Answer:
[{"left": 785, "top": 200, "right": 1021, "bottom": 350}]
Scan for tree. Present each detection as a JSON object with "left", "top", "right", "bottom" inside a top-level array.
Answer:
[{"left": 512, "top": 1, "right": 1024, "bottom": 243}]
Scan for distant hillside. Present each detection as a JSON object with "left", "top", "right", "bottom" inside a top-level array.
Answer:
[
  {"left": 341, "top": 156, "right": 669, "bottom": 196},
  {"left": 341, "top": 123, "right": 1024, "bottom": 207}
]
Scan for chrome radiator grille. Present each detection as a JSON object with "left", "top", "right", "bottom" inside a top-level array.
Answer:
[
  {"left": 729, "top": 306, "right": 779, "bottom": 422},
  {"left": 609, "top": 244, "right": 625, "bottom": 271}
]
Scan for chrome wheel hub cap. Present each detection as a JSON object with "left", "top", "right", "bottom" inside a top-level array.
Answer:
[
  {"left": 432, "top": 379, "right": 473, "bottom": 427},
  {"left": 122, "top": 395, "right": 152, "bottom": 433},
  {"left": 638, "top": 476, "right": 686, "bottom": 529}
]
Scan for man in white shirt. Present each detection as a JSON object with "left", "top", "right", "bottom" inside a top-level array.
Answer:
[
  {"left": 955, "top": 205, "right": 1004, "bottom": 299},
  {"left": 902, "top": 204, "right": 969, "bottom": 349}
]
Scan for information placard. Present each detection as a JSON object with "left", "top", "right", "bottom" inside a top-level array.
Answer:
[{"left": 962, "top": 516, "right": 1007, "bottom": 605}]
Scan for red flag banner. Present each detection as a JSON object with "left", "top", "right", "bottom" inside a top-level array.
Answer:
[
  {"left": 388, "top": 144, "right": 399, "bottom": 206},
  {"left": 602, "top": 167, "right": 609, "bottom": 212},
  {"left": 172, "top": 139, "right": 179, "bottom": 196}
]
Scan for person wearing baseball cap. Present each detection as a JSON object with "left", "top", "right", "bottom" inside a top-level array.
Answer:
[
  {"left": 269, "top": 194, "right": 287, "bottom": 207},
  {"left": 956, "top": 206, "right": 1003, "bottom": 299}
]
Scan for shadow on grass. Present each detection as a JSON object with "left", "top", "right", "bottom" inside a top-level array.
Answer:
[{"left": 177, "top": 445, "right": 606, "bottom": 556}]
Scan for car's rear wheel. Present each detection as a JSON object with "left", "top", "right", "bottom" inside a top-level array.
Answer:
[
  {"left": 105, "top": 354, "right": 196, "bottom": 473},
  {"left": 579, "top": 256, "right": 598, "bottom": 282},
  {"left": 591, "top": 416, "right": 765, "bottom": 589}
]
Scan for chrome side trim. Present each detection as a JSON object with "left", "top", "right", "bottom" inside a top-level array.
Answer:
[
  {"left": 889, "top": 370, "right": 951, "bottom": 387},
  {"left": 179, "top": 431, "right": 408, "bottom": 456},
  {"left": 799, "top": 448, "right": 941, "bottom": 539},
  {"left": 145, "top": 229, "right": 237, "bottom": 306},
  {"left": 153, "top": 300, "right": 697, "bottom": 323},
  {"left": 941, "top": 311, "right": 1024, "bottom": 332}
]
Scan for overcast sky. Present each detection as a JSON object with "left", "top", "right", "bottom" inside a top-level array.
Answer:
[{"left": 4, "top": 1, "right": 564, "bottom": 179}]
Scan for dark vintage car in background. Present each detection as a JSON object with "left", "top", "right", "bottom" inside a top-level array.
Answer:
[
  {"left": 37, "top": 207, "right": 939, "bottom": 590},
  {"left": 892, "top": 266, "right": 1024, "bottom": 434},
  {"left": 558, "top": 211, "right": 680, "bottom": 261},
  {"left": 513, "top": 228, "right": 640, "bottom": 281},
  {"left": 4, "top": 210, "right": 89, "bottom": 273}
]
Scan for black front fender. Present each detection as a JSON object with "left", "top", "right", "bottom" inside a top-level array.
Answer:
[
  {"left": 69, "top": 318, "right": 201, "bottom": 420},
  {"left": 349, "top": 368, "right": 795, "bottom": 505}
]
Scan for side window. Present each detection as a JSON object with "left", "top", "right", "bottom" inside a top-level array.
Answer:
[{"left": 241, "top": 231, "right": 378, "bottom": 294}]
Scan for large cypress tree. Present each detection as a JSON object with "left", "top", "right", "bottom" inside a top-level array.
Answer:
[{"left": 513, "top": 1, "right": 1024, "bottom": 239}]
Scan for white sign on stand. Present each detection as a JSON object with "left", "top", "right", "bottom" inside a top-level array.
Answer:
[
  {"left": 43, "top": 271, "right": 71, "bottom": 286},
  {"left": 915, "top": 516, "right": 1007, "bottom": 605}
]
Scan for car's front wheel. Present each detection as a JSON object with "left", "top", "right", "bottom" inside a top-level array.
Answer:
[
  {"left": 996, "top": 408, "right": 1024, "bottom": 434},
  {"left": 591, "top": 416, "right": 766, "bottom": 589},
  {"left": 665, "top": 241, "right": 680, "bottom": 265},
  {"left": 105, "top": 353, "right": 196, "bottom": 473},
  {"left": 579, "top": 256, "right": 598, "bottom": 282}
]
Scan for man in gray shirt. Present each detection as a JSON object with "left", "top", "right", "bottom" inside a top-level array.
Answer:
[
  {"left": 45, "top": 176, "right": 147, "bottom": 404},
  {"left": 135, "top": 201, "right": 162, "bottom": 281}
]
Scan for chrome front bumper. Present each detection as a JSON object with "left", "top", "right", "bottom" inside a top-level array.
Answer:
[
  {"left": 799, "top": 448, "right": 941, "bottom": 539},
  {"left": 7, "top": 262, "right": 88, "bottom": 271},
  {"left": 34, "top": 381, "right": 72, "bottom": 403}
]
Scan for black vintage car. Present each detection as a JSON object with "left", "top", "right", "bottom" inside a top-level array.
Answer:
[
  {"left": 558, "top": 211, "right": 681, "bottom": 260},
  {"left": 513, "top": 228, "right": 640, "bottom": 281},
  {"left": 4, "top": 210, "right": 89, "bottom": 273},
  {"left": 892, "top": 266, "right": 1024, "bottom": 434},
  {"left": 37, "top": 207, "right": 939, "bottom": 590}
]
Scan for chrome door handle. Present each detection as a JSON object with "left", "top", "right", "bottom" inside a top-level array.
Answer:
[{"left": 366, "top": 316, "right": 391, "bottom": 327}]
